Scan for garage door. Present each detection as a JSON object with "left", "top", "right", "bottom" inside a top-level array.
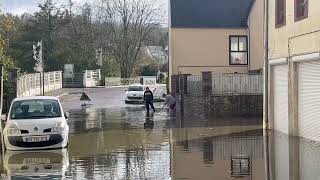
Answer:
[
  {"left": 273, "top": 65, "right": 289, "bottom": 133},
  {"left": 298, "top": 60, "right": 320, "bottom": 141}
]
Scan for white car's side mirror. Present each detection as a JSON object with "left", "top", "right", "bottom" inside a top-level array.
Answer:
[{"left": 64, "top": 112, "right": 70, "bottom": 119}]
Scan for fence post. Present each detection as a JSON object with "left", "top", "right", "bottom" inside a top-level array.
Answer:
[
  {"left": 182, "top": 74, "right": 189, "bottom": 94},
  {"left": 202, "top": 71, "right": 212, "bottom": 115},
  {"left": 7, "top": 69, "right": 19, "bottom": 113},
  {"left": 28, "top": 75, "right": 31, "bottom": 96},
  {"left": 171, "top": 75, "right": 177, "bottom": 96},
  {"left": 53, "top": 71, "right": 56, "bottom": 90},
  {"left": 0, "top": 65, "right": 3, "bottom": 114},
  {"left": 59, "top": 71, "right": 62, "bottom": 89},
  {"left": 202, "top": 72, "right": 212, "bottom": 96},
  {"left": 178, "top": 73, "right": 184, "bottom": 115}
]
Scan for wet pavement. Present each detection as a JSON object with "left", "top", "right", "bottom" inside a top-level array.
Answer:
[{"left": 1, "top": 88, "right": 320, "bottom": 179}]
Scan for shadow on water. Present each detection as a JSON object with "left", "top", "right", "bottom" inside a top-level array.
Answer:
[{"left": 1, "top": 105, "right": 320, "bottom": 179}]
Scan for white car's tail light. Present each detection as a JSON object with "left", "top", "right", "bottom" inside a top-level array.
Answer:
[
  {"left": 52, "top": 122, "right": 65, "bottom": 132},
  {"left": 7, "top": 124, "right": 20, "bottom": 135}
]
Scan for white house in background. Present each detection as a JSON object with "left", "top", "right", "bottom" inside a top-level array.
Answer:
[
  {"left": 144, "top": 46, "right": 168, "bottom": 64},
  {"left": 268, "top": 0, "right": 320, "bottom": 141}
]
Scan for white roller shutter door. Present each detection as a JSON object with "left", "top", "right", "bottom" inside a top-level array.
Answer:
[
  {"left": 298, "top": 60, "right": 320, "bottom": 141},
  {"left": 273, "top": 65, "right": 289, "bottom": 133}
]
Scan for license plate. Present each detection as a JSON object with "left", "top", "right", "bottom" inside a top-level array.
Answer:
[
  {"left": 24, "top": 158, "right": 50, "bottom": 164},
  {"left": 23, "top": 136, "right": 48, "bottom": 142}
]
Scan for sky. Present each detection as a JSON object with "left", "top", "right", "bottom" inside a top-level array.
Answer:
[
  {"left": 0, "top": 0, "right": 168, "bottom": 15},
  {"left": 0, "top": 0, "right": 89, "bottom": 15}
]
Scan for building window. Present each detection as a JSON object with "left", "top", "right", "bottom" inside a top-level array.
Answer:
[
  {"left": 229, "top": 36, "right": 248, "bottom": 65},
  {"left": 295, "top": 0, "right": 308, "bottom": 21},
  {"left": 275, "top": 0, "right": 286, "bottom": 27}
]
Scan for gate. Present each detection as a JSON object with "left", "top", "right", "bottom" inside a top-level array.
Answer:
[{"left": 62, "top": 73, "right": 84, "bottom": 88}]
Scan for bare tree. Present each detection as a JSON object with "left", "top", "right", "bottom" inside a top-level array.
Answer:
[{"left": 97, "top": 0, "right": 164, "bottom": 78}]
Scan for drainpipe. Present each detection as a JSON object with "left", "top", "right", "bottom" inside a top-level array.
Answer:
[
  {"left": 263, "top": 0, "right": 269, "bottom": 129},
  {"left": 263, "top": 1, "right": 270, "bottom": 180}
]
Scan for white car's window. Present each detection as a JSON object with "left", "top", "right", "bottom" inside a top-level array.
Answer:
[
  {"left": 10, "top": 99, "right": 62, "bottom": 119},
  {"left": 128, "top": 86, "right": 144, "bottom": 91}
]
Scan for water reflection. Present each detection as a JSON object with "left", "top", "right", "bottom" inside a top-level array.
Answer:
[
  {"left": 172, "top": 129, "right": 265, "bottom": 180},
  {"left": 2, "top": 105, "right": 320, "bottom": 179},
  {"left": 3, "top": 149, "right": 69, "bottom": 179},
  {"left": 144, "top": 114, "right": 155, "bottom": 129},
  {"left": 266, "top": 131, "right": 320, "bottom": 180}
]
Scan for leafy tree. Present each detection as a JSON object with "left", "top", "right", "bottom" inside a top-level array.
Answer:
[
  {"left": 0, "top": 13, "right": 16, "bottom": 72},
  {"left": 101, "top": 56, "right": 120, "bottom": 77},
  {"left": 3, "top": 0, "right": 168, "bottom": 77}
]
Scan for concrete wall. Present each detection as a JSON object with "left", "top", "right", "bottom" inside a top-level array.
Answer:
[
  {"left": 268, "top": 0, "right": 320, "bottom": 59},
  {"left": 169, "top": 28, "right": 249, "bottom": 76},
  {"left": 248, "top": 0, "right": 265, "bottom": 70}
]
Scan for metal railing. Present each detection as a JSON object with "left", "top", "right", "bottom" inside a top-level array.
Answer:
[
  {"left": 104, "top": 76, "right": 157, "bottom": 87},
  {"left": 212, "top": 74, "right": 263, "bottom": 95},
  {"left": 17, "top": 71, "right": 62, "bottom": 97},
  {"left": 105, "top": 77, "right": 140, "bottom": 86},
  {"left": 187, "top": 75, "right": 203, "bottom": 94}
]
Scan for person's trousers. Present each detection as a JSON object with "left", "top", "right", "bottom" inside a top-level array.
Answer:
[{"left": 146, "top": 101, "right": 155, "bottom": 113}]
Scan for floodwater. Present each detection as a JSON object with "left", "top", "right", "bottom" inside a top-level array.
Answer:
[{"left": 1, "top": 98, "right": 320, "bottom": 179}]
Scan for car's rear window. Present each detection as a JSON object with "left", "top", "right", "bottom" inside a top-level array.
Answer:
[
  {"left": 128, "top": 86, "right": 144, "bottom": 91},
  {"left": 10, "top": 99, "right": 62, "bottom": 120}
]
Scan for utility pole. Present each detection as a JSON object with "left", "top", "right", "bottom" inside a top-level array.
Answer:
[
  {"left": 0, "top": 65, "right": 3, "bottom": 115},
  {"left": 33, "top": 40, "right": 44, "bottom": 96},
  {"left": 41, "top": 40, "right": 45, "bottom": 96}
]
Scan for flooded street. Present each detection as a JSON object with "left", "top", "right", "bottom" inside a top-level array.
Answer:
[{"left": 1, "top": 88, "right": 320, "bottom": 180}]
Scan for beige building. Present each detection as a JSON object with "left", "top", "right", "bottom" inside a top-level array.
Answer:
[
  {"left": 268, "top": 0, "right": 320, "bottom": 140},
  {"left": 169, "top": 0, "right": 264, "bottom": 80}
]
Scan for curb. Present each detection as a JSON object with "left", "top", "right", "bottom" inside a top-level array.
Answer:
[
  {"left": 105, "top": 85, "right": 129, "bottom": 88},
  {"left": 56, "top": 93, "right": 69, "bottom": 98}
]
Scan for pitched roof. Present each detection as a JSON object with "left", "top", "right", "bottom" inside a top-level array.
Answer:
[{"left": 170, "top": 0, "right": 255, "bottom": 28}]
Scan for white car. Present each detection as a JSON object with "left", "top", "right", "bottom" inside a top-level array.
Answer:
[
  {"left": 125, "top": 84, "right": 145, "bottom": 104},
  {"left": 153, "top": 86, "right": 166, "bottom": 102},
  {"left": 3, "top": 96, "right": 69, "bottom": 151}
]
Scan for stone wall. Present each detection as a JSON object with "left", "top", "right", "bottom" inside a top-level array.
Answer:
[
  {"left": 176, "top": 94, "right": 263, "bottom": 118},
  {"left": 173, "top": 72, "right": 263, "bottom": 119},
  {"left": 210, "top": 94, "right": 263, "bottom": 117}
]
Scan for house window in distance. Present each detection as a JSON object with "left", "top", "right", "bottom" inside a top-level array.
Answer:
[
  {"left": 229, "top": 36, "right": 248, "bottom": 65},
  {"left": 276, "top": 0, "right": 286, "bottom": 27},
  {"left": 295, "top": 0, "right": 308, "bottom": 22}
]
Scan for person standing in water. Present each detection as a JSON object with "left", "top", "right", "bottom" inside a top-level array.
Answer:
[
  {"left": 162, "top": 94, "right": 176, "bottom": 110},
  {"left": 144, "top": 87, "right": 155, "bottom": 115}
]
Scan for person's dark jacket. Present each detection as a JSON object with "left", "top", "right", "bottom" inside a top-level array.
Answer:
[{"left": 144, "top": 90, "right": 154, "bottom": 102}]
